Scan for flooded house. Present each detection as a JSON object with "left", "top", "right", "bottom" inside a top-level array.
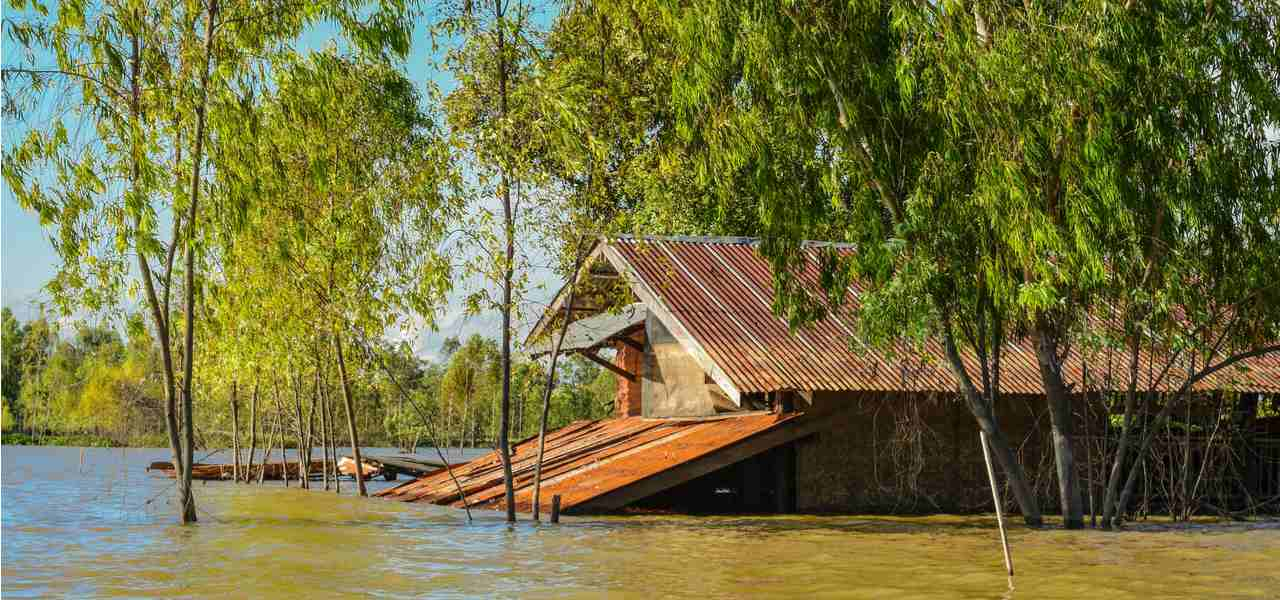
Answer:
[{"left": 378, "top": 236, "right": 1280, "bottom": 516}]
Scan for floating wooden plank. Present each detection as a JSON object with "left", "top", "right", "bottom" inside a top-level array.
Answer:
[
  {"left": 338, "top": 454, "right": 471, "bottom": 480},
  {"left": 147, "top": 460, "right": 326, "bottom": 481},
  {"left": 337, "top": 456, "right": 385, "bottom": 479}
]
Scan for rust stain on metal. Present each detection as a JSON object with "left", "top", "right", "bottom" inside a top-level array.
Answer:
[{"left": 375, "top": 412, "right": 803, "bottom": 514}]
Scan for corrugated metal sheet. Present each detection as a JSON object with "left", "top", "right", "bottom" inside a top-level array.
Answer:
[
  {"left": 375, "top": 411, "right": 805, "bottom": 513},
  {"left": 527, "top": 303, "right": 645, "bottom": 356},
  {"left": 608, "top": 236, "right": 1280, "bottom": 395}
]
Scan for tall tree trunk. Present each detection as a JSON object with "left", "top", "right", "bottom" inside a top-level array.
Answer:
[
  {"left": 173, "top": 0, "right": 219, "bottom": 525},
  {"left": 292, "top": 370, "right": 308, "bottom": 488},
  {"left": 230, "top": 380, "right": 240, "bottom": 483},
  {"left": 274, "top": 386, "right": 290, "bottom": 489},
  {"left": 532, "top": 248, "right": 585, "bottom": 520},
  {"left": 1101, "top": 337, "right": 1142, "bottom": 528},
  {"left": 1033, "top": 321, "right": 1085, "bottom": 529},
  {"left": 129, "top": 22, "right": 185, "bottom": 524},
  {"left": 323, "top": 374, "right": 340, "bottom": 493},
  {"left": 493, "top": 0, "right": 518, "bottom": 523},
  {"left": 317, "top": 364, "right": 331, "bottom": 491},
  {"left": 305, "top": 384, "right": 317, "bottom": 486},
  {"left": 333, "top": 329, "right": 366, "bottom": 496},
  {"left": 320, "top": 388, "right": 331, "bottom": 490},
  {"left": 259, "top": 405, "right": 275, "bottom": 485},
  {"left": 942, "top": 325, "right": 1043, "bottom": 526},
  {"left": 246, "top": 379, "right": 259, "bottom": 483}
]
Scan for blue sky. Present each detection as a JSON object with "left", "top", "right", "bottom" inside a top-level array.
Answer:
[{"left": 2, "top": 3, "right": 563, "bottom": 360}]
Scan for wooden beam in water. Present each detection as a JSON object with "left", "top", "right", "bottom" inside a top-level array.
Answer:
[
  {"left": 356, "top": 455, "right": 472, "bottom": 479},
  {"left": 147, "top": 460, "right": 326, "bottom": 481}
]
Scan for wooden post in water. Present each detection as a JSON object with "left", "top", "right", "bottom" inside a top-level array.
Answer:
[
  {"left": 319, "top": 366, "right": 331, "bottom": 491},
  {"left": 231, "top": 380, "right": 240, "bottom": 483},
  {"left": 980, "top": 431, "right": 1014, "bottom": 578},
  {"left": 258, "top": 409, "right": 273, "bottom": 485},
  {"left": 327, "top": 394, "right": 340, "bottom": 493},
  {"left": 246, "top": 379, "right": 259, "bottom": 483},
  {"left": 550, "top": 495, "right": 561, "bottom": 524}
]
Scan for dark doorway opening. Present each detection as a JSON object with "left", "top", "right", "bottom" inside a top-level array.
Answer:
[{"left": 631, "top": 442, "right": 796, "bottom": 514}]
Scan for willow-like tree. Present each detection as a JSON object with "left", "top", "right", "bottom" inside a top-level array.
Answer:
[
  {"left": 1037, "top": 2, "right": 1280, "bottom": 528},
  {"left": 664, "top": 0, "right": 1280, "bottom": 528},
  {"left": 898, "top": 0, "right": 1117, "bottom": 529},
  {"left": 215, "top": 49, "right": 455, "bottom": 496},
  {"left": 5, "top": 0, "right": 220, "bottom": 524},
  {"left": 908, "top": 1, "right": 1280, "bottom": 528},
  {"left": 5, "top": 0, "right": 422, "bottom": 520},
  {"left": 663, "top": 0, "right": 1045, "bottom": 525}
]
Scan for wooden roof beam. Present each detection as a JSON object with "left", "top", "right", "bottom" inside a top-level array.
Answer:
[{"left": 577, "top": 348, "right": 637, "bottom": 382}]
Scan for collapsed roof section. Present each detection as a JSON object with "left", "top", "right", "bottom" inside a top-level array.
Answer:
[{"left": 375, "top": 411, "right": 819, "bottom": 515}]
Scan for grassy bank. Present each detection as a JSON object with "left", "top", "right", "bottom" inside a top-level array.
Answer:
[{"left": 1, "top": 431, "right": 169, "bottom": 447}]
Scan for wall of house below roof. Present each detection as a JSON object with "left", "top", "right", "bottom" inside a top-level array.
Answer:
[
  {"left": 794, "top": 391, "right": 1058, "bottom": 514},
  {"left": 791, "top": 390, "right": 1280, "bottom": 515},
  {"left": 642, "top": 313, "right": 736, "bottom": 417}
]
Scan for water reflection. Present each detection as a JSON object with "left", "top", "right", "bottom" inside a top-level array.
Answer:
[{"left": 3, "top": 446, "right": 1278, "bottom": 599}]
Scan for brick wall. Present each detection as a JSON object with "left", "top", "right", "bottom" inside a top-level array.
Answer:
[{"left": 615, "top": 334, "right": 644, "bottom": 418}]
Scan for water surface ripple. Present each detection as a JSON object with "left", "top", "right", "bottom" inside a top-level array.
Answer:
[{"left": 3, "top": 446, "right": 1277, "bottom": 598}]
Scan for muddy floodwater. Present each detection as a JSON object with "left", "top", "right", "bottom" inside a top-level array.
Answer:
[{"left": 3, "top": 446, "right": 1278, "bottom": 599}]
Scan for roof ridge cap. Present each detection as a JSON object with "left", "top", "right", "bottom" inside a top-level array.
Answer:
[{"left": 607, "top": 234, "right": 855, "bottom": 249}]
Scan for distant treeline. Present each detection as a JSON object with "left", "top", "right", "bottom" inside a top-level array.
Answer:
[{"left": 1, "top": 308, "right": 614, "bottom": 448}]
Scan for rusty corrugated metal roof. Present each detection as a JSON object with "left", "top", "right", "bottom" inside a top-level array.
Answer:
[
  {"left": 375, "top": 411, "right": 807, "bottom": 514},
  {"left": 605, "top": 236, "right": 1280, "bottom": 395}
]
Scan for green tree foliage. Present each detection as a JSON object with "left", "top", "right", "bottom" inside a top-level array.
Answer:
[
  {"left": 1, "top": 310, "right": 616, "bottom": 450},
  {"left": 439, "top": 334, "right": 500, "bottom": 448},
  {"left": 202, "top": 47, "right": 456, "bottom": 496},
  {"left": 1, "top": 314, "right": 163, "bottom": 445},
  {"left": 438, "top": 0, "right": 549, "bottom": 521},
  {"left": 3, "top": 308, "right": 28, "bottom": 427},
  {"left": 657, "top": 0, "right": 1280, "bottom": 527},
  {"left": 4, "top": 0, "right": 420, "bottom": 520},
  {"left": 535, "top": 0, "right": 741, "bottom": 239},
  {"left": 3, "top": 1, "right": 625, "bottom": 481},
  {"left": 658, "top": 0, "right": 1043, "bottom": 525}
]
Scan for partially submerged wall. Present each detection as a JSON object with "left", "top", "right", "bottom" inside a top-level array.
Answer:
[{"left": 794, "top": 391, "right": 1054, "bottom": 514}]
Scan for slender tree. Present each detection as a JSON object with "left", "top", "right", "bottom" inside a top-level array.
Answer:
[{"left": 439, "top": 0, "right": 547, "bottom": 522}]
